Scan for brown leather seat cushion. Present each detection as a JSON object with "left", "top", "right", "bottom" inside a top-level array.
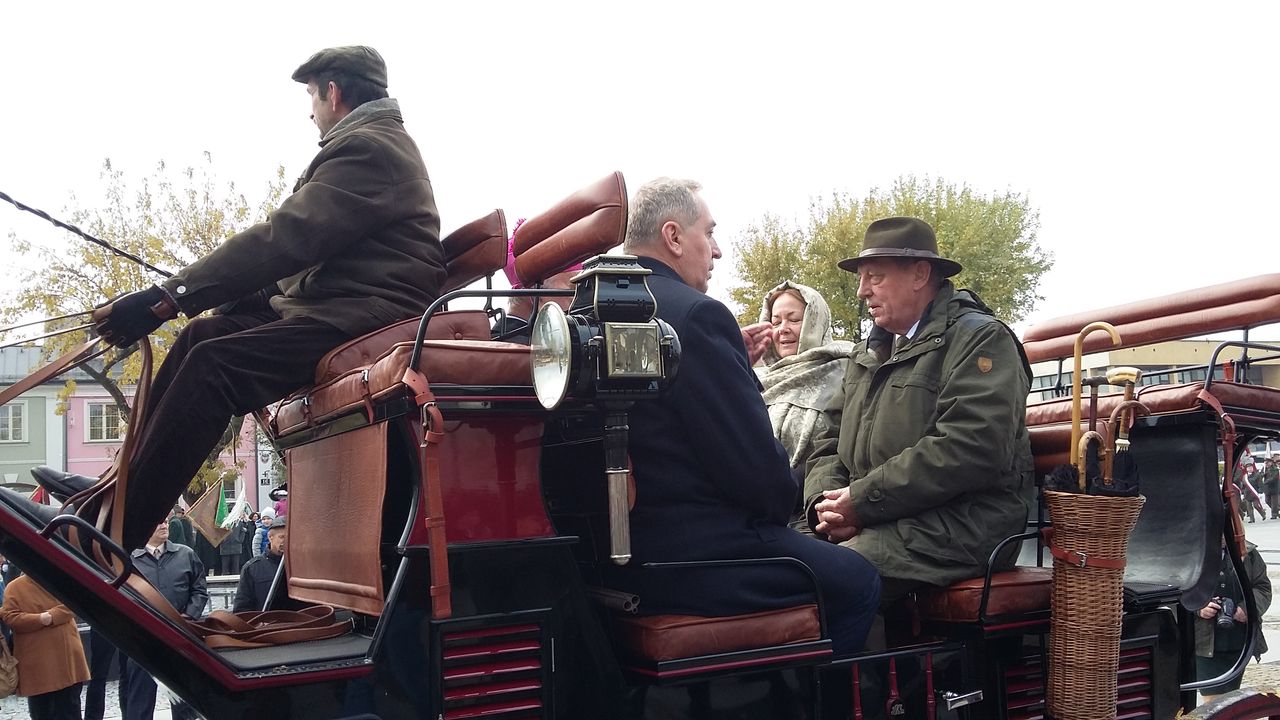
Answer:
[
  {"left": 615, "top": 604, "right": 820, "bottom": 663},
  {"left": 916, "top": 567, "right": 1053, "bottom": 623},
  {"left": 313, "top": 310, "right": 492, "bottom": 385},
  {"left": 275, "top": 340, "right": 531, "bottom": 436}
]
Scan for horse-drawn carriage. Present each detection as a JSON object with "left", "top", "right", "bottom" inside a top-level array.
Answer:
[{"left": 1, "top": 172, "right": 1279, "bottom": 719}]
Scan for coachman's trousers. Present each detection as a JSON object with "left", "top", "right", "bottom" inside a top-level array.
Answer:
[{"left": 122, "top": 311, "right": 351, "bottom": 550}]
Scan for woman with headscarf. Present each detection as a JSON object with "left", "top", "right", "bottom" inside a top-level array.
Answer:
[{"left": 758, "top": 281, "right": 853, "bottom": 527}]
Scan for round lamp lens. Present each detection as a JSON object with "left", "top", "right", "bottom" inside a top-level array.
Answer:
[{"left": 531, "top": 302, "right": 572, "bottom": 409}]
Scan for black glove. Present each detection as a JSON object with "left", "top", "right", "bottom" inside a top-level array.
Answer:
[{"left": 92, "top": 285, "right": 178, "bottom": 347}]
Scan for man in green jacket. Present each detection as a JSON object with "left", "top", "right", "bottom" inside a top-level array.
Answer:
[
  {"left": 805, "top": 217, "right": 1034, "bottom": 602},
  {"left": 29, "top": 46, "right": 445, "bottom": 550}
]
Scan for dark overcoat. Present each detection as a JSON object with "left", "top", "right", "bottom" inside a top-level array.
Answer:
[{"left": 606, "top": 257, "right": 879, "bottom": 653}]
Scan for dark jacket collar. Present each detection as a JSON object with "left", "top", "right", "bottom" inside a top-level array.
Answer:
[
  {"left": 634, "top": 256, "right": 686, "bottom": 286},
  {"left": 131, "top": 540, "right": 176, "bottom": 558}
]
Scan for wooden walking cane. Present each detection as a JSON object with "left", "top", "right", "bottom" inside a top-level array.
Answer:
[{"left": 1071, "top": 322, "right": 1121, "bottom": 491}]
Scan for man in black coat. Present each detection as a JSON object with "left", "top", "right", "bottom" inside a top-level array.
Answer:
[
  {"left": 234, "top": 516, "right": 301, "bottom": 612},
  {"left": 605, "top": 177, "right": 880, "bottom": 655}
]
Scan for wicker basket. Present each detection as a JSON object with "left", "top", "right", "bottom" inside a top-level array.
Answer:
[{"left": 1043, "top": 490, "right": 1146, "bottom": 720}]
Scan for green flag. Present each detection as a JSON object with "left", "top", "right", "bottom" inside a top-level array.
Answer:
[{"left": 214, "top": 485, "right": 227, "bottom": 526}]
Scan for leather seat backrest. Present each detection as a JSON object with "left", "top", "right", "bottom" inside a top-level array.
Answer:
[
  {"left": 511, "top": 172, "right": 628, "bottom": 286},
  {"left": 441, "top": 209, "right": 508, "bottom": 294}
]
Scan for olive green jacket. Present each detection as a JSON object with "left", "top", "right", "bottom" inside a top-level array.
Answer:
[
  {"left": 163, "top": 98, "right": 445, "bottom": 337},
  {"left": 804, "top": 282, "right": 1034, "bottom": 586},
  {"left": 1195, "top": 541, "right": 1271, "bottom": 659}
]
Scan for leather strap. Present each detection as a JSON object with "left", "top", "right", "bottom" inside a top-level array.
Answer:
[
  {"left": 405, "top": 367, "right": 452, "bottom": 620},
  {"left": 192, "top": 606, "right": 354, "bottom": 649},
  {"left": 1198, "top": 388, "right": 1249, "bottom": 558},
  {"left": 1042, "top": 528, "right": 1126, "bottom": 570},
  {"left": 126, "top": 572, "right": 350, "bottom": 649}
]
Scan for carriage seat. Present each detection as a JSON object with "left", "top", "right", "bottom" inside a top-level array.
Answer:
[
  {"left": 1025, "top": 381, "right": 1280, "bottom": 478},
  {"left": 274, "top": 339, "right": 531, "bottom": 437},
  {"left": 916, "top": 567, "right": 1053, "bottom": 623},
  {"left": 615, "top": 604, "right": 821, "bottom": 663}
]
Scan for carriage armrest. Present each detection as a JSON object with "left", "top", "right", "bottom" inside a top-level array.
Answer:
[{"left": 440, "top": 209, "right": 508, "bottom": 295}]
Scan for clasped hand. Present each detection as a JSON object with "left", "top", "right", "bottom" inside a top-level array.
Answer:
[{"left": 814, "top": 487, "right": 861, "bottom": 542}]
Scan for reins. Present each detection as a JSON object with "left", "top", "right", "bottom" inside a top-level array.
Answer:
[{"left": 0, "top": 189, "right": 172, "bottom": 278}]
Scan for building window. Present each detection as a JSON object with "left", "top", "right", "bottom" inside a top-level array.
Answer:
[
  {"left": 0, "top": 403, "right": 25, "bottom": 442},
  {"left": 87, "top": 402, "right": 125, "bottom": 442}
]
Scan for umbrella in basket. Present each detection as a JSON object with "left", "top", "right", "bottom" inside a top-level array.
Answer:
[
  {"left": 1046, "top": 322, "right": 1125, "bottom": 494},
  {"left": 1094, "top": 367, "right": 1148, "bottom": 498}
]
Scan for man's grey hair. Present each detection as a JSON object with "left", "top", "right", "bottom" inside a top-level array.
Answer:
[{"left": 624, "top": 177, "right": 704, "bottom": 251}]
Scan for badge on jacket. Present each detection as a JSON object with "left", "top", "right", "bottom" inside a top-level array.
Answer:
[{"left": 977, "top": 356, "right": 993, "bottom": 373}]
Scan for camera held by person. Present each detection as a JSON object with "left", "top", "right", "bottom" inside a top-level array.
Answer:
[{"left": 1213, "top": 597, "right": 1238, "bottom": 630}]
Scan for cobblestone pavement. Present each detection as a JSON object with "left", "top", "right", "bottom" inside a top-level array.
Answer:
[{"left": 0, "top": 681, "right": 172, "bottom": 719}]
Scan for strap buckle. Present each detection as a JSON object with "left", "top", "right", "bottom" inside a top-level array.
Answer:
[{"left": 1074, "top": 551, "right": 1088, "bottom": 568}]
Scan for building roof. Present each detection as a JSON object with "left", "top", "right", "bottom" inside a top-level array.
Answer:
[{"left": 0, "top": 346, "right": 115, "bottom": 385}]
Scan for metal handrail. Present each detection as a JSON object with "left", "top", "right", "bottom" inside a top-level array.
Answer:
[{"left": 406, "top": 288, "right": 575, "bottom": 369}]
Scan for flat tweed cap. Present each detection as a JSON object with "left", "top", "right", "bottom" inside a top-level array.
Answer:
[
  {"left": 837, "top": 216, "right": 962, "bottom": 278},
  {"left": 292, "top": 45, "right": 388, "bottom": 88}
]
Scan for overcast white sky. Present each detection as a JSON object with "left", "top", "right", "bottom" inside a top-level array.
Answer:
[{"left": 2, "top": 1, "right": 1277, "bottom": 336}]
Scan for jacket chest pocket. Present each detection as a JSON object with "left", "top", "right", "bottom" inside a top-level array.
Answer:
[{"left": 884, "top": 374, "right": 941, "bottom": 427}]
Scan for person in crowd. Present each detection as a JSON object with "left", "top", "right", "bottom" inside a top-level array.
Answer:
[
  {"left": 218, "top": 519, "right": 244, "bottom": 576},
  {"left": 253, "top": 508, "right": 277, "bottom": 558},
  {"left": 122, "top": 522, "right": 208, "bottom": 720},
  {"left": 83, "top": 628, "right": 124, "bottom": 720},
  {"left": 605, "top": 177, "right": 880, "bottom": 656},
  {"left": 193, "top": 527, "right": 218, "bottom": 576},
  {"left": 10, "top": 45, "right": 446, "bottom": 553},
  {"left": 167, "top": 506, "right": 194, "bottom": 548},
  {"left": 235, "top": 516, "right": 301, "bottom": 612},
  {"left": 491, "top": 221, "right": 581, "bottom": 343},
  {"left": 1264, "top": 456, "right": 1279, "bottom": 520},
  {"left": 757, "top": 281, "right": 853, "bottom": 527},
  {"left": 806, "top": 217, "right": 1033, "bottom": 605},
  {"left": 0, "top": 574, "right": 90, "bottom": 720},
  {"left": 270, "top": 485, "right": 289, "bottom": 518},
  {"left": 239, "top": 511, "right": 260, "bottom": 568},
  {"left": 0, "top": 556, "right": 8, "bottom": 653},
  {"left": 0, "top": 554, "right": 16, "bottom": 587},
  {"left": 1236, "top": 460, "right": 1265, "bottom": 523},
  {"left": 1195, "top": 539, "right": 1271, "bottom": 700}
]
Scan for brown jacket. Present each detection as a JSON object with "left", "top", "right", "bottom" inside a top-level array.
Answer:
[
  {"left": 0, "top": 575, "right": 90, "bottom": 697},
  {"left": 163, "top": 98, "right": 445, "bottom": 336}
]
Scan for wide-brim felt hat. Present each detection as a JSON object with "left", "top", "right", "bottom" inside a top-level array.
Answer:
[{"left": 837, "top": 216, "right": 962, "bottom": 278}]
